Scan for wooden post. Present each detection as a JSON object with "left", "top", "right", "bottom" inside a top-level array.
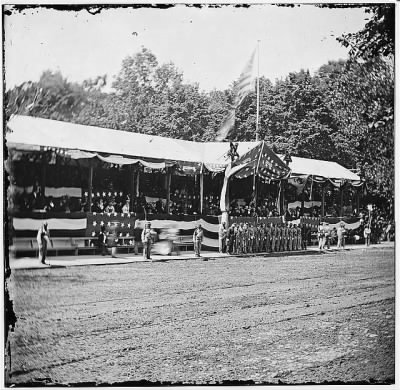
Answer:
[
  {"left": 356, "top": 187, "right": 360, "bottom": 215},
  {"left": 88, "top": 163, "right": 93, "bottom": 212},
  {"left": 252, "top": 168, "right": 257, "bottom": 207},
  {"left": 166, "top": 168, "right": 171, "bottom": 214},
  {"left": 280, "top": 180, "right": 285, "bottom": 216},
  {"left": 40, "top": 159, "right": 46, "bottom": 199},
  {"left": 200, "top": 172, "right": 204, "bottom": 215},
  {"left": 339, "top": 185, "right": 344, "bottom": 217},
  {"left": 321, "top": 183, "right": 325, "bottom": 217},
  {"left": 130, "top": 166, "right": 136, "bottom": 212},
  {"left": 136, "top": 170, "right": 140, "bottom": 197}
]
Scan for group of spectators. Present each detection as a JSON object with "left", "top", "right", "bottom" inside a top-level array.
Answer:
[
  {"left": 229, "top": 199, "right": 280, "bottom": 218},
  {"left": 218, "top": 221, "right": 312, "bottom": 255},
  {"left": 14, "top": 188, "right": 82, "bottom": 213}
]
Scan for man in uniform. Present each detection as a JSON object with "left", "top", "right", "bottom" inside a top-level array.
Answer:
[
  {"left": 297, "top": 224, "right": 302, "bottom": 250},
  {"left": 287, "top": 223, "right": 292, "bottom": 251},
  {"left": 293, "top": 224, "right": 298, "bottom": 250},
  {"left": 282, "top": 223, "right": 288, "bottom": 252},
  {"left": 300, "top": 223, "right": 307, "bottom": 250},
  {"left": 271, "top": 223, "right": 276, "bottom": 253},
  {"left": 193, "top": 223, "right": 204, "bottom": 257},
  {"left": 218, "top": 221, "right": 227, "bottom": 253},
  {"left": 248, "top": 224, "right": 254, "bottom": 253},
  {"left": 265, "top": 223, "right": 271, "bottom": 252},
  {"left": 233, "top": 223, "right": 239, "bottom": 254},
  {"left": 236, "top": 223, "right": 243, "bottom": 254},
  {"left": 227, "top": 222, "right": 235, "bottom": 254},
  {"left": 37, "top": 222, "right": 51, "bottom": 264},
  {"left": 258, "top": 223, "right": 264, "bottom": 253},
  {"left": 242, "top": 223, "right": 248, "bottom": 254},
  {"left": 141, "top": 221, "right": 153, "bottom": 260},
  {"left": 276, "top": 224, "right": 281, "bottom": 252}
]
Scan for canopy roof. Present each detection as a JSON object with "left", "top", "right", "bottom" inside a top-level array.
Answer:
[
  {"left": 6, "top": 115, "right": 360, "bottom": 182},
  {"left": 277, "top": 155, "right": 360, "bottom": 182}
]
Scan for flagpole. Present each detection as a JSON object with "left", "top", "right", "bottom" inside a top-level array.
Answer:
[{"left": 256, "top": 40, "right": 260, "bottom": 142}]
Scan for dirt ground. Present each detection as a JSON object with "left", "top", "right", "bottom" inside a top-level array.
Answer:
[{"left": 6, "top": 247, "right": 395, "bottom": 385}]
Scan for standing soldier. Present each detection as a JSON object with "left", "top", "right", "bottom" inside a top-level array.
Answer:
[
  {"left": 286, "top": 223, "right": 292, "bottom": 251},
  {"left": 297, "top": 224, "right": 302, "bottom": 250},
  {"left": 291, "top": 223, "right": 296, "bottom": 251},
  {"left": 253, "top": 224, "right": 258, "bottom": 253},
  {"left": 300, "top": 223, "right": 307, "bottom": 250},
  {"left": 258, "top": 223, "right": 264, "bottom": 253},
  {"left": 265, "top": 223, "right": 271, "bottom": 252},
  {"left": 141, "top": 221, "right": 153, "bottom": 260},
  {"left": 242, "top": 223, "right": 248, "bottom": 254},
  {"left": 286, "top": 223, "right": 291, "bottom": 251},
  {"left": 226, "top": 223, "right": 235, "bottom": 254},
  {"left": 281, "top": 223, "right": 287, "bottom": 252},
  {"left": 218, "top": 221, "right": 227, "bottom": 253},
  {"left": 37, "top": 222, "right": 51, "bottom": 264},
  {"left": 248, "top": 224, "right": 254, "bottom": 253},
  {"left": 282, "top": 223, "right": 288, "bottom": 252},
  {"left": 271, "top": 223, "right": 276, "bottom": 253},
  {"left": 233, "top": 223, "right": 239, "bottom": 254},
  {"left": 293, "top": 224, "right": 298, "bottom": 250},
  {"left": 337, "top": 222, "right": 346, "bottom": 249},
  {"left": 193, "top": 223, "right": 204, "bottom": 257},
  {"left": 318, "top": 222, "right": 325, "bottom": 251},
  {"left": 236, "top": 223, "right": 243, "bottom": 254},
  {"left": 98, "top": 225, "right": 108, "bottom": 256},
  {"left": 276, "top": 224, "right": 281, "bottom": 252}
]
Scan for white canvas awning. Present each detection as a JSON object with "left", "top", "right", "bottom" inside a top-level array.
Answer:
[{"left": 6, "top": 115, "right": 360, "bottom": 182}]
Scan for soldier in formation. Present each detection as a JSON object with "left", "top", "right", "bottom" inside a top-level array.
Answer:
[{"left": 224, "top": 221, "right": 304, "bottom": 255}]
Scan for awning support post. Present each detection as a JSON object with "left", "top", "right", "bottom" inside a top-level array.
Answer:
[
  {"left": 339, "top": 185, "right": 344, "bottom": 217},
  {"left": 166, "top": 168, "right": 171, "bottom": 214},
  {"left": 136, "top": 170, "right": 140, "bottom": 197},
  {"left": 130, "top": 166, "right": 136, "bottom": 212},
  {"left": 88, "top": 163, "right": 93, "bottom": 213},
  {"left": 321, "top": 182, "right": 326, "bottom": 217},
  {"left": 40, "top": 157, "right": 46, "bottom": 199},
  {"left": 200, "top": 172, "right": 204, "bottom": 215}
]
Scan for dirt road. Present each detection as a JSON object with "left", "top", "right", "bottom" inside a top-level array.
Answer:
[{"left": 7, "top": 247, "right": 394, "bottom": 385}]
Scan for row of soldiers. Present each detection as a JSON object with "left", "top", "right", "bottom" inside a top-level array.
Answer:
[{"left": 222, "top": 222, "right": 306, "bottom": 255}]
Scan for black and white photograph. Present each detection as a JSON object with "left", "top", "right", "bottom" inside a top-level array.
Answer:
[{"left": 3, "top": 2, "right": 395, "bottom": 386}]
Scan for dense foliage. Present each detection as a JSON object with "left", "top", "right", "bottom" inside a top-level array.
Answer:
[{"left": 5, "top": 5, "right": 394, "bottom": 203}]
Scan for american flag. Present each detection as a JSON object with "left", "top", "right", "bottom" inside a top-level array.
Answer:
[
  {"left": 215, "top": 110, "right": 235, "bottom": 142},
  {"left": 231, "top": 141, "right": 290, "bottom": 180},
  {"left": 234, "top": 49, "right": 256, "bottom": 107},
  {"left": 215, "top": 49, "right": 256, "bottom": 141}
]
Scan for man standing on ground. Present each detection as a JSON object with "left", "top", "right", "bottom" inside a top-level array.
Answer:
[
  {"left": 219, "top": 221, "right": 227, "bottom": 253},
  {"left": 271, "top": 223, "right": 276, "bottom": 253},
  {"left": 301, "top": 223, "right": 307, "bottom": 250},
  {"left": 337, "top": 222, "right": 346, "bottom": 249},
  {"left": 98, "top": 225, "right": 108, "bottom": 256},
  {"left": 193, "top": 223, "right": 204, "bottom": 257},
  {"left": 227, "top": 223, "right": 235, "bottom": 255},
  {"left": 37, "top": 222, "right": 51, "bottom": 264},
  {"left": 141, "top": 221, "right": 153, "bottom": 260}
]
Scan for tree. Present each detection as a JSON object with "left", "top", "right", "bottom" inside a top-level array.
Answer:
[
  {"left": 337, "top": 4, "right": 394, "bottom": 60},
  {"left": 5, "top": 71, "right": 90, "bottom": 123},
  {"left": 335, "top": 4, "right": 394, "bottom": 203}
]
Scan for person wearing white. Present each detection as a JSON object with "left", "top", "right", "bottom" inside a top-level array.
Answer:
[
  {"left": 193, "top": 224, "right": 204, "bottom": 257},
  {"left": 37, "top": 222, "right": 51, "bottom": 264},
  {"left": 218, "top": 222, "right": 227, "bottom": 253},
  {"left": 337, "top": 222, "right": 346, "bottom": 249},
  {"left": 141, "top": 221, "right": 153, "bottom": 260}
]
